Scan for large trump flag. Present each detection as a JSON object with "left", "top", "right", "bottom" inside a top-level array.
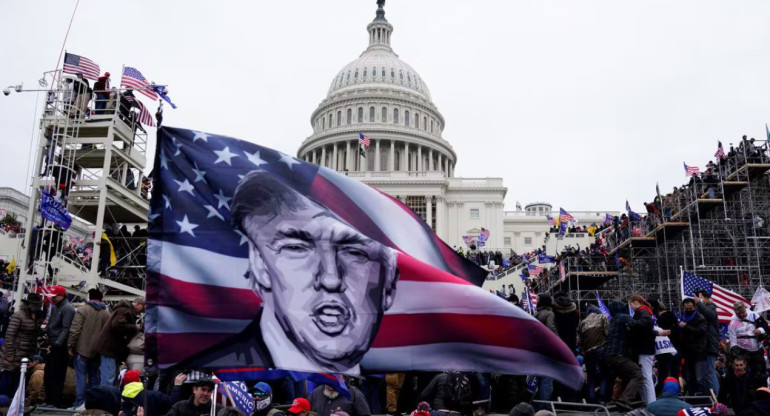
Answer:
[{"left": 146, "top": 126, "right": 582, "bottom": 389}]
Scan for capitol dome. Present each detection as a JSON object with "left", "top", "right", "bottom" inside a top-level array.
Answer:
[{"left": 298, "top": 2, "right": 456, "bottom": 177}]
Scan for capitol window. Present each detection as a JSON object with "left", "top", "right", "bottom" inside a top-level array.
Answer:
[
  {"left": 381, "top": 107, "right": 387, "bottom": 122},
  {"left": 369, "top": 107, "right": 375, "bottom": 122},
  {"left": 423, "top": 116, "right": 427, "bottom": 130},
  {"left": 407, "top": 74, "right": 411, "bottom": 84},
  {"left": 328, "top": 114, "right": 332, "bottom": 128},
  {"left": 391, "top": 69, "right": 395, "bottom": 78},
  {"left": 415, "top": 112, "right": 419, "bottom": 128},
  {"left": 347, "top": 71, "right": 351, "bottom": 81},
  {"left": 322, "top": 118, "right": 326, "bottom": 129},
  {"left": 430, "top": 120, "right": 434, "bottom": 132},
  {"left": 504, "top": 237, "right": 512, "bottom": 245},
  {"left": 336, "top": 111, "right": 341, "bottom": 126},
  {"left": 399, "top": 71, "right": 404, "bottom": 82},
  {"left": 470, "top": 208, "right": 480, "bottom": 219},
  {"left": 373, "top": 67, "right": 377, "bottom": 78},
  {"left": 393, "top": 108, "right": 399, "bottom": 123},
  {"left": 405, "top": 110, "right": 410, "bottom": 126},
  {"left": 363, "top": 68, "right": 367, "bottom": 78},
  {"left": 355, "top": 70, "right": 359, "bottom": 79},
  {"left": 347, "top": 109, "right": 352, "bottom": 125},
  {"left": 358, "top": 107, "right": 363, "bottom": 123},
  {"left": 524, "top": 237, "right": 532, "bottom": 245}
]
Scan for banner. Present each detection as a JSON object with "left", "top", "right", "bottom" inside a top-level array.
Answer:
[
  {"left": 654, "top": 326, "right": 677, "bottom": 355},
  {"left": 752, "top": 286, "right": 770, "bottom": 314},
  {"left": 39, "top": 189, "right": 72, "bottom": 230},
  {"left": 146, "top": 126, "right": 583, "bottom": 389}
]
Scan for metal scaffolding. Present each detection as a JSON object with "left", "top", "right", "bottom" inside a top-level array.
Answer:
[
  {"left": 16, "top": 71, "right": 151, "bottom": 303},
  {"left": 543, "top": 138, "right": 770, "bottom": 310}
]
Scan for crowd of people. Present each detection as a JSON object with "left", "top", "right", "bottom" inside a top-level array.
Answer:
[{"left": 516, "top": 289, "right": 770, "bottom": 416}]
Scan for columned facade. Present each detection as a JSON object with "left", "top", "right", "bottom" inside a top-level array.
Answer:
[{"left": 294, "top": 3, "right": 506, "bottom": 247}]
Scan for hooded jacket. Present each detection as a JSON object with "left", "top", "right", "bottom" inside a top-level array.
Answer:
[
  {"left": 628, "top": 304, "right": 656, "bottom": 357},
  {"left": 552, "top": 293, "right": 579, "bottom": 353},
  {"left": 534, "top": 294, "right": 557, "bottom": 335},
  {"left": 646, "top": 391, "right": 692, "bottom": 416},
  {"left": 605, "top": 300, "right": 633, "bottom": 357},
  {"left": 68, "top": 301, "right": 110, "bottom": 358}
]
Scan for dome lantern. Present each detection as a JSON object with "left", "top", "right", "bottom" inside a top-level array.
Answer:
[{"left": 366, "top": 1, "right": 393, "bottom": 53}]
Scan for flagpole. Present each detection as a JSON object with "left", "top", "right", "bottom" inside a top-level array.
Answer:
[
  {"left": 679, "top": 266, "right": 684, "bottom": 303},
  {"left": 210, "top": 383, "right": 218, "bottom": 416}
]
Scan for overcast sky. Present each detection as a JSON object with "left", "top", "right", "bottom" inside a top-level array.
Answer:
[{"left": 1, "top": 0, "right": 769, "bottom": 213}]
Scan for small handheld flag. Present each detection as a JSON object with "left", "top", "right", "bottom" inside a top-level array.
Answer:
[
  {"left": 714, "top": 141, "right": 725, "bottom": 159},
  {"left": 683, "top": 162, "right": 700, "bottom": 177},
  {"left": 358, "top": 132, "right": 371, "bottom": 147}
]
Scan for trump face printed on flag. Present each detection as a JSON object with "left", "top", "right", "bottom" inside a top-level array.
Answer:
[{"left": 232, "top": 171, "right": 399, "bottom": 372}]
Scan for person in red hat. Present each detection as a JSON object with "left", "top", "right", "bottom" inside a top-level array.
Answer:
[
  {"left": 43, "top": 285, "right": 75, "bottom": 408},
  {"left": 288, "top": 397, "right": 312, "bottom": 416},
  {"left": 94, "top": 72, "right": 111, "bottom": 114}
]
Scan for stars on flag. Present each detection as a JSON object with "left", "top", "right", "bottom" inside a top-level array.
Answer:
[
  {"left": 160, "top": 152, "right": 170, "bottom": 170},
  {"left": 171, "top": 136, "right": 183, "bottom": 156},
  {"left": 204, "top": 205, "right": 224, "bottom": 221},
  {"left": 192, "top": 131, "right": 210, "bottom": 142},
  {"left": 214, "top": 189, "right": 232, "bottom": 210},
  {"left": 279, "top": 153, "right": 300, "bottom": 169},
  {"left": 234, "top": 230, "right": 249, "bottom": 246},
  {"left": 177, "top": 215, "right": 199, "bottom": 237},
  {"left": 192, "top": 163, "right": 207, "bottom": 183},
  {"left": 175, "top": 179, "right": 195, "bottom": 195},
  {"left": 214, "top": 146, "right": 239, "bottom": 165},
  {"left": 163, "top": 194, "right": 172, "bottom": 210},
  {"left": 245, "top": 150, "right": 267, "bottom": 168}
]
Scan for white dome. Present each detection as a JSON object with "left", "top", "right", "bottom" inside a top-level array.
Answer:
[{"left": 328, "top": 50, "right": 432, "bottom": 100}]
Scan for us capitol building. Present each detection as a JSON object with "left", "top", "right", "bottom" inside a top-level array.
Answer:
[{"left": 297, "top": 2, "right": 610, "bottom": 252}]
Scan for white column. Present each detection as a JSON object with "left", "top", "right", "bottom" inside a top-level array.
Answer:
[
  {"left": 439, "top": 154, "right": 443, "bottom": 174},
  {"left": 425, "top": 195, "right": 433, "bottom": 230},
  {"left": 332, "top": 143, "right": 338, "bottom": 170},
  {"left": 321, "top": 146, "right": 327, "bottom": 168},
  {"left": 389, "top": 140, "right": 395, "bottom": 171},
  {"left": 346, "top": 140, "right": 351, "bottom": 171},
  {"left": 311, "top": 150, "right": 316, "bottom": 165},
  {"left": 435, "top": 196, "right": 445, "bottom": 239},
  {"left": 375, "top": 139, "right": 381, "bottom": 171},
  {"left": 429, "top": 149, "right": 434, "bottom": 170},
  {"left": 417, "top": 145, "right": 422, "bottom": 171},
  {"left": 404, "top": 142, "right": 409, "bottom": 171}
]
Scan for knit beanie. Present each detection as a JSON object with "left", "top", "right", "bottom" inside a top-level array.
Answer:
[{"left": 662, "top": 377, "right": 680, "bottom": 395}]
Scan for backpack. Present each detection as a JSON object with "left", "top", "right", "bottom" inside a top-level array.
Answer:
[{"left": 447, "top": 372, "right": 472, "bottom": 409}]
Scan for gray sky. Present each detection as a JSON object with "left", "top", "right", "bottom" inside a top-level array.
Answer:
[{"left": 1, "top": 0, "right": 769, "bottom": 213}]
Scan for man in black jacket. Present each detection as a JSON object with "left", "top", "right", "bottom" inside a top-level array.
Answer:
[
  {"left": 679, "top": 298, "right": 708, "bottom": 395},
  {"left": 694, "top": 289, "right": 720, "bottom": 396},
  {"left": 627, "top": 295, "right": 656, "bottom": 405},
  {"left": 164, "top": 378, "right": 223, "bottom": 416}
]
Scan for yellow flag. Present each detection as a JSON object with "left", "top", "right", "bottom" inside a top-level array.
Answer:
[
  {"left": 101, "top": 233, "right": 117, "bottom": 266},
  {"left": 588, "top": 225, "right": 598, "bottom": 236},
  {"left": 5, "top": 257, "right": 15, "bottom": 274}
]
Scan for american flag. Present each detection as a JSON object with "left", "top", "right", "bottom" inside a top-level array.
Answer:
[
  {"left": 521, "top": 290, "right": 538, "bottom": 314},
  {"left": 62, "top": 52, "right": 100, "bottom": 80},
  {"left": 681, "top": 271, "right": 750, "bottom": 324},
  {"left": 559, "top": 261, "right": 566, "bottom": 282},
  {"left": 684, "top": 162, "right": 700, "bottom": 177},
  {"left": 146, "top": 126, "right": 582, "bottom": 388},
  {"left": 714, "top": 141, "right": 726, "bottom": 159},
  {"left": 559, "top": 208, "right": 574, "bottom": 224},
  {"left": 546, "top": 215, "right": 557, "bottom": 226},
  {"left": 358, "top": 132, "right": 370, "bottom": 147},
  {"left": 121, "top": 66, "right": 159, "bottom": 100},
  {"left": 528, "top": 264, "right": 544, "bottom": 275},
  {"left": 480, "top": 227, "right": 490, "bottom": 239},
  {"left": 124, "top": 96, "right": 155, "bottom": 127}
]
